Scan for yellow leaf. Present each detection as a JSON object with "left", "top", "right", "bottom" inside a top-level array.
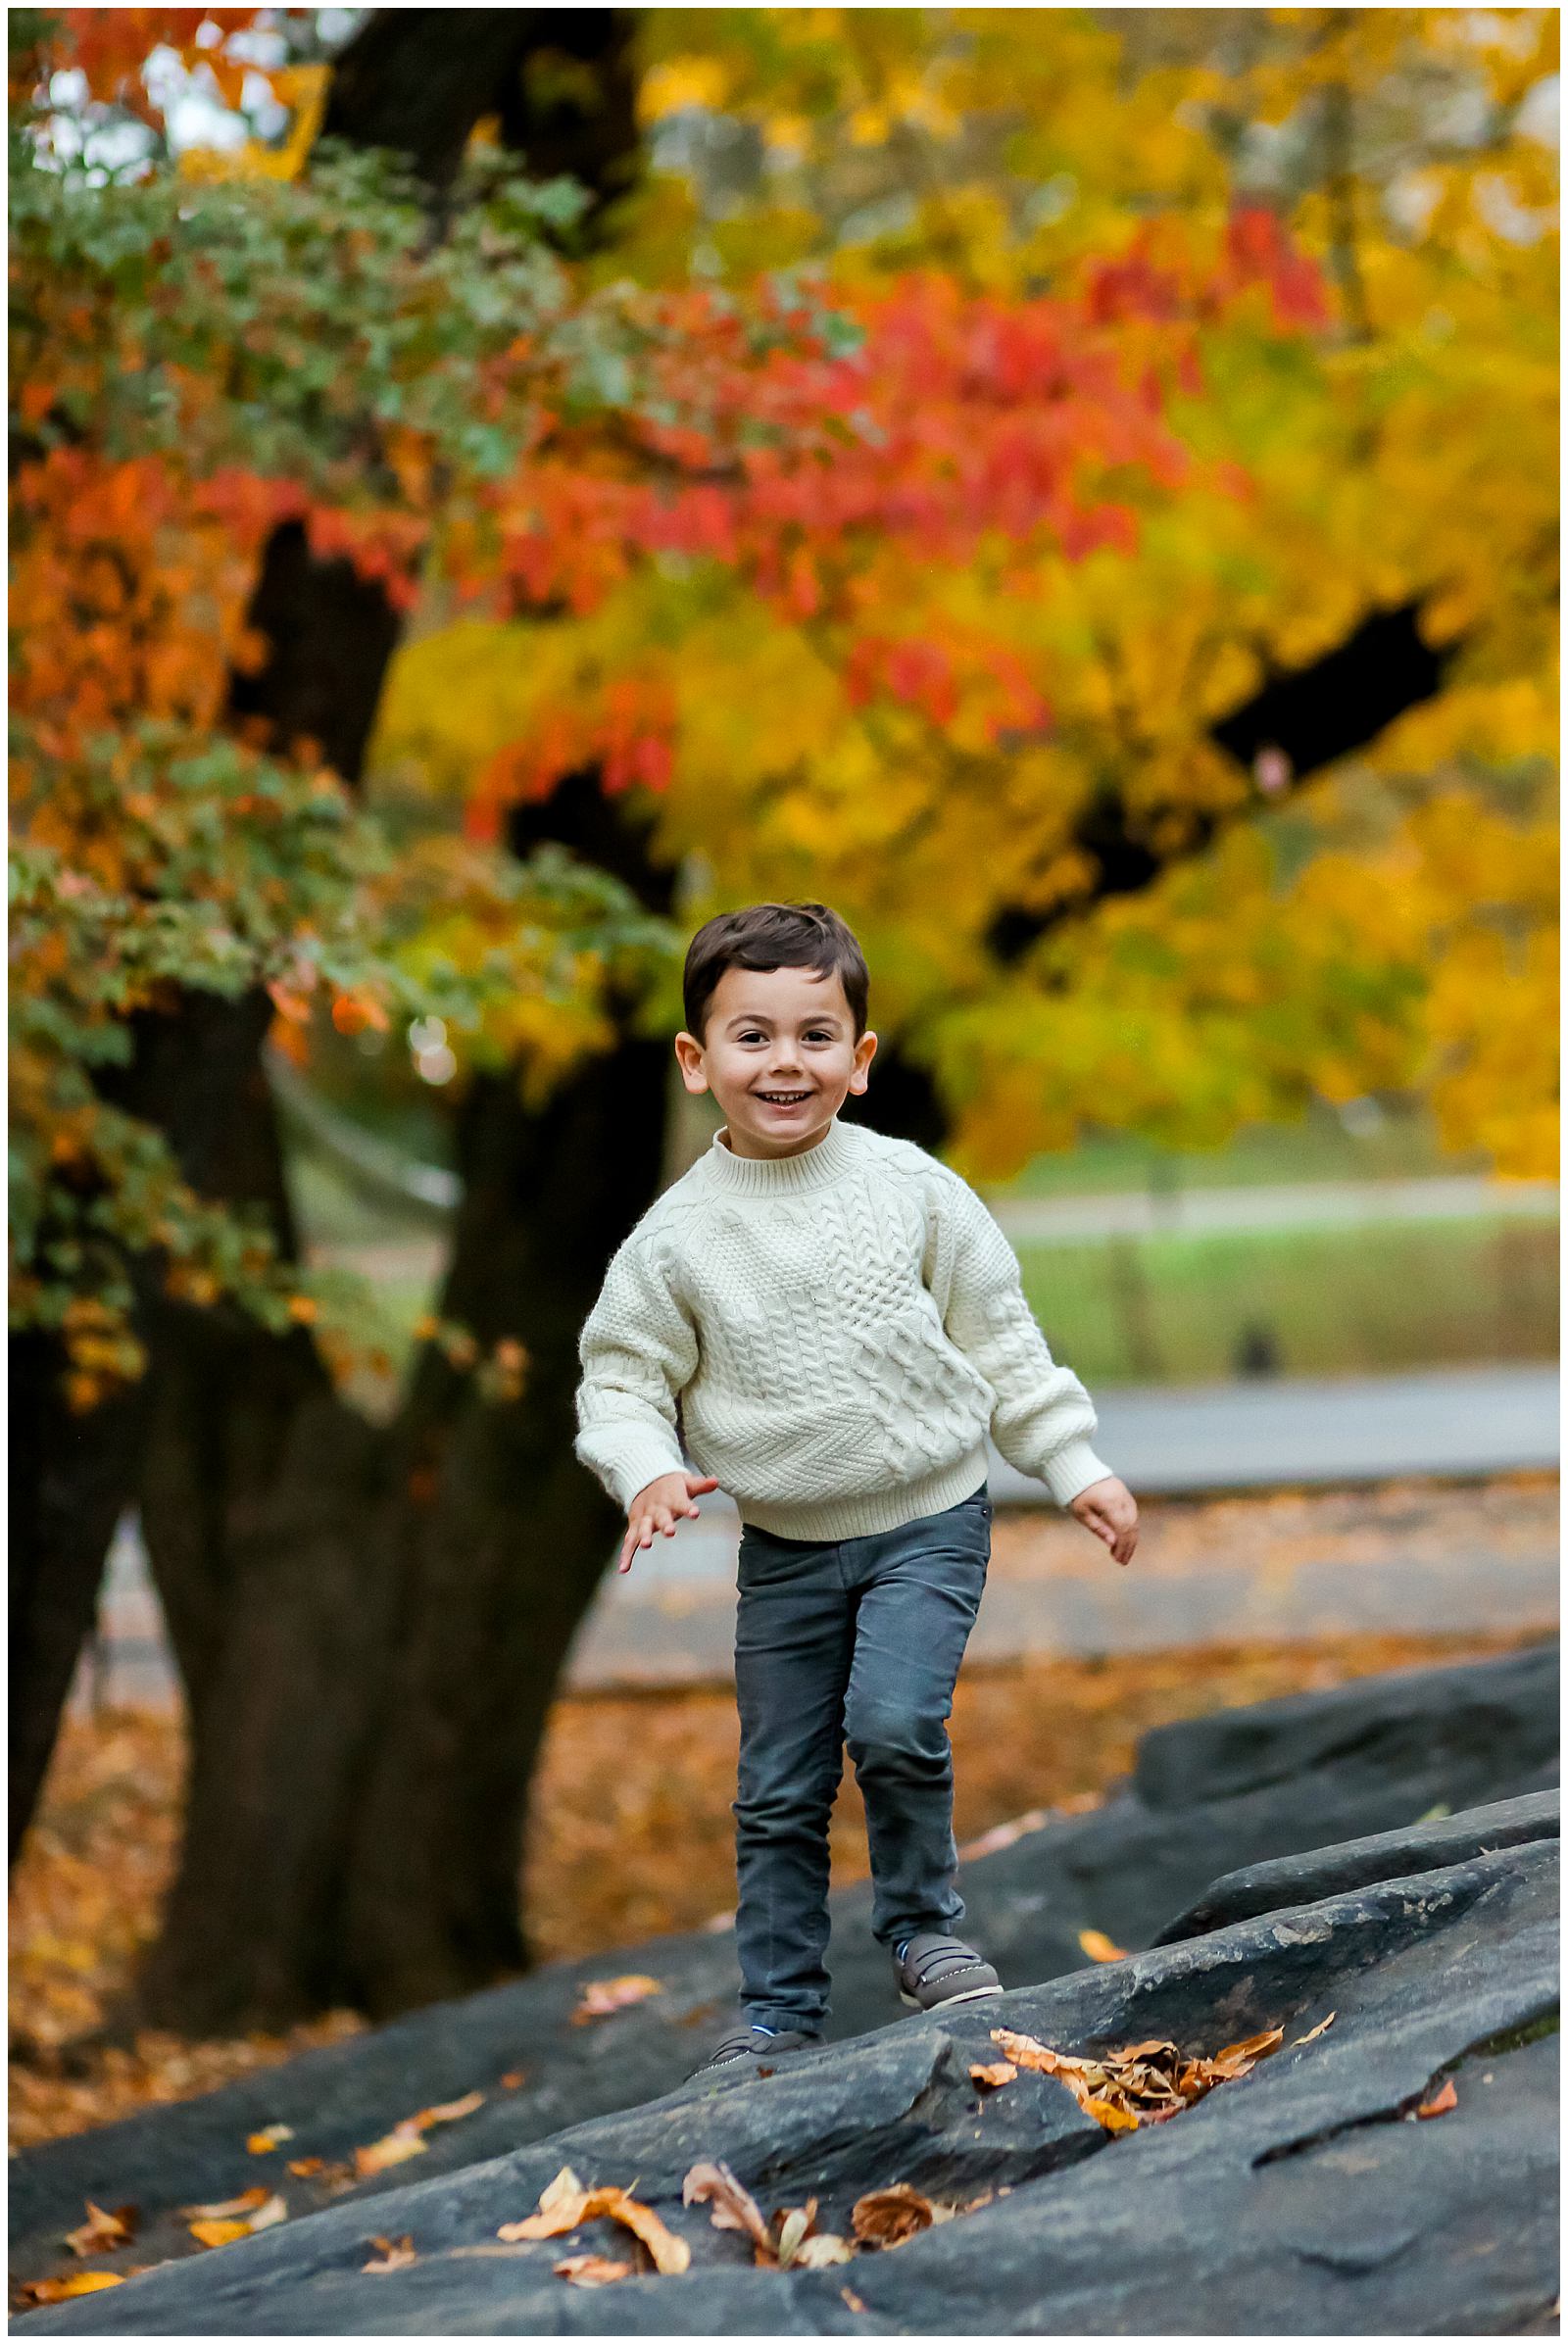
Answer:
[
  {"left": 17, "top": 2272, "right": 125, "bottom": 2304},
  {"left": 247, "top": 2124, "right": 295, "bottom": 2154},
  {"left": 1077, "top": 1929, "right": 1128, "bottom": 1963}
]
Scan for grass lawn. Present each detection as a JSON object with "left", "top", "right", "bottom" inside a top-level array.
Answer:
[{"left": 1018, "top": 1214, "right": 1557, "bottom": 1387}]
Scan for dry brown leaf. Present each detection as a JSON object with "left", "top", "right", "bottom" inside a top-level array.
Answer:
[
  {"left": 555, "top": 2254, "right": 635, "bottom": 2286},
  {"left": 570, "top": 1974, "right": 665, "bottom": 2025},
  {"left": 64, "top": 2201, "right": 137, "bottom": 2256},
  {"left": 682, "top": 2160, "right": 774, "bottom": 2255},
  {"left": 413, "top": 2090, "right": 484, "bottom": 2130},
  {"left": 841, "top": 2285, "right": 868, "bottom": 2314},
  {"left": 1077, "top": 1928, "right": 1128, "bottom": 1963},
  {"left": 286, "top": 2157, "right": 325, "bottom": 2177},
  {"left": 188, "top": 2218, "right": 255, "bottom": 2249},
  {"left": 179, "top": 2185, "right": 271, "bottom": 2221},
  {"left": 1082, "top": 2095, "right": 1140, "bottom": 2132},
  {"left": 992, "top": 2022, "right": 1283, "bottom": 2131},
  {"left": 246, "top": 2124, "right": 294, "bottom": 2154},
  {"left": 354, "top": 2122, "right": 429, "bottom": 2176},
  {"left": 1210, "top": 2027, "right": 1285, "bottom": 2075},
  {"left": 1293, "top": 2012, "right": 1337, "bottom": 2047},
  {"left": 851, "top": 2184, "right": 936, "bottom": 2249},
  {"left": 968, "top": 2060, "right": 1017, "bottom": 2089},
  {"left": 362, "top": 2235, "right": 416, "bottom": 2273},
  {"left": 793, "top": 2231, "right": 855, "bottom": 2268},
  {"left": 1417, "top": 2077, "right": 1458, "bottom": 2119},
  {"left": 16, "top": 2271, "right": 125, "bottom": 2304}
]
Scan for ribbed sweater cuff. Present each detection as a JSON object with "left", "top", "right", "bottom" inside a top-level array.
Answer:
[
  {"left": 579, "top": 1431, "right": 687, "bottom": 1514},
  {"left": 1041, "top": 1439, "right": 1115, "bottom": 1508}
]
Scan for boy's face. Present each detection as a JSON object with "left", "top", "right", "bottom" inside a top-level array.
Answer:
[{"left": 675, "top": 964, "right": 877, "bottom": 1160}]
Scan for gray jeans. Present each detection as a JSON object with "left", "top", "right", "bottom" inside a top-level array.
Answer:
[{"left": 732, "top": 1486, "right": 992, "bottom": 2032}]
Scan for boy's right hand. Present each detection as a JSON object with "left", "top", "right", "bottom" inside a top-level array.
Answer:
[{"left": 619, "top": 1471, "right": 720, "bottom": 1573}]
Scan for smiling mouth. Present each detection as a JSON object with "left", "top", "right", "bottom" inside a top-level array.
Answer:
[{"left": 756, "top": 1090, "right": 812, "bottom": 1106}]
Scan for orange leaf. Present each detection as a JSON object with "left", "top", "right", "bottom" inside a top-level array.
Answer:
[
  {"left": 247, "top": 2124, "right": 295, "bottom": 2154},
  {"left": 64, "top": 2202, "right": 137, "bottom": 2256},
  {"left": 683, "top": 2160, "right": 774, "bottom": 2255},
  {"left": 188, "top": 2219, "right": 254, "bottom": 2249},
  {"left": 1082, "top": 2095, "right": 1140, "bottom": 2132},
  {"left": 555, "top": 2254, "right": 634, "bottom": 2286},
  {"left": 354, "top": 2123, "right": 429, "bottom": 2176},
  {"left": 570, "top": 1974, "right": 664, "bottom": 2025},
  {"left": 1417, "top": 2077, "right": 1458, "bottom": 2119},
  {"left": 968, "top": 2060, "right": 1017, "bottom": 2088},
  {"left": 180, "top": 2187, "right": 270, "bottom": 2221},
  {"left": 1077, "top": 1928, "right": 1128, "bottom": 1963},
  {"left": 412, "top": 2089, "right": 484, "bottom": 2130}
]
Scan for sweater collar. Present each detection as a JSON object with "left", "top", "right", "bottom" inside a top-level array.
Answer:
[{"left": 705, "top": 1117, "right": 861, "bottom": 1197}]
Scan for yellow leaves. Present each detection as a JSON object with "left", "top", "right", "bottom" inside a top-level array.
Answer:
[
  {"left": 1077, "top": 1929, "right": 1128, "bottom": 1964},
  {"left": 571, "top": 1974, "right": 664, "bottom": 2025},
  {"left": 246, "top": 2124, "right": 294, "bottom": 2154},
  {"left": 16, "top": 2271, "right": 125, "bottom": 2305},
  {"left": 183, "top": 2187, "right": 287, "bottom": 2247},
  {"left": 639, "top": 57, "right": 731, "bottom": 122}
]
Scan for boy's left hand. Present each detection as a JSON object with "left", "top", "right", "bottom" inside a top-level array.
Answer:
[{"left": 1069, "top": 1476, "right": 1139, "bottom": 1567}]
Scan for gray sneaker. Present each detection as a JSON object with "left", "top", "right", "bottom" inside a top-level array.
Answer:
[
  {"left": 894, "top": 1932, "right": 1003, "bottom": 2012},
  {"left": 688, "top": 2022, "right": 819, "bottom": 2078}
]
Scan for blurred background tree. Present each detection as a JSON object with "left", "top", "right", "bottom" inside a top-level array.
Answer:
[{"left": 9, "top": 6, "right": 1556, "bottom": 2030}]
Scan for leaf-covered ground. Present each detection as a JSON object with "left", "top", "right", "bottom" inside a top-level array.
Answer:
[{"left": 11, "top": 1610, "right": 1538, "bottom": 2155}]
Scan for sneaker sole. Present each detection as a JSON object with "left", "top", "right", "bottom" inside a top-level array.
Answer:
[{"left": 899, "top": 1980, "right": 1004, "bottom": 2010}]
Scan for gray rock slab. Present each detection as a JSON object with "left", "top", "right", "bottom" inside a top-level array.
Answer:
[
  {"left": 21, "top": 1831, "right": 1558, "bottom": 2335},
  {"left": 11, "top": 1647, "right": 1557, "bottom": 2290}
]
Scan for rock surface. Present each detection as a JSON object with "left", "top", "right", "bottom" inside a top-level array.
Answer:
[
  {"left": 10, "top": 1643, "right": 1558, "bottom": 2327},
  {"left": 22, "top": 1809, "right": 1559, "bottom": 2334}
]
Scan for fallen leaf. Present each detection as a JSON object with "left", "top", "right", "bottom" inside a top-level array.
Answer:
[
  {"left": 354, "top": 2123, "right": 429, "bottom": 2176},
  {"left": 498, "top": 2168, "right": 690, "bottom": 2273},
  {"left": 555, "top": 2255, "right": 634, "bottom": 2286},
  {"left": 188, "top": 2219, "right": 255, "bottom": 2249},
  {"left": 792, "top": 2231, "right": 855, "bottom": 2268},
  {"left": 499, "top": 2070, "right": 526, "bottom": 2090},
  {"left": 841, "top": 2285, "right": 868, "bottom": 2314},
  {"left": 774, "top": 2202, "right": 816, "bottom": 2269},
  {"left": 16, "top": 2272, "right": 125, "bottom": 2305},
  {"left": 179, "top": 2186, "right": 270, "bottom": 2221},
  {"left": 1417, "top": 2077, "right": 1458, "bottom": 2119},
  {"left": 248, "top": 2194, "right": 288, "bottom": 2234},
  {"left": 1211, "top": 2027, "right": 1285, "bottom": 2073},
  {"left": 286, "top": 2158, "right": 325, "bottom": 2177},
  {"left": 64, "top": 2202, "right": 137, "bottom": 2256},
  {"left": 851, "top": 2184, "right": 936, "bottom": 2249},
  {"left": 413, "top": 2090, "right": 484, "bottom": 2129},
  {"left": 1292, "top": 2012, "right": 1337, "bottom": 2047},
  {"left": 968, "top": 2060, "right": 1017, "bottom": 2088},
  {"left": 1082, "top": 2095, "right": 1140, "bottom": 2132},
  {"left": 570, "top": 1974, "right": 664, "bottom": 2025},
  {"left": 1077, "top": 1929, "right": 1128, "bottom": 1963},
  {"left": 362, "top": 2235, "right": 416, "bottom": 2273},
  {"left": 247, "top": 2124, "right": 294, "bottom": 2154},
  {"left": 682, "top": 2160, "right": 774, "bottom": 2255}
]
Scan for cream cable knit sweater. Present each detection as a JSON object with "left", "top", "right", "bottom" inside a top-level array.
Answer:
[{"left": 575, "top": 1117, "right": 1111, "bottom": 1541}]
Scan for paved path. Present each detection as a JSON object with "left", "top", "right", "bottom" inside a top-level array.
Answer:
[
  {"left": 987, "top": 1175, "right": 1556, "bottom": 1244},
  {"left": 71, "top": 1366, "right": 1557, "bottom": 1712}
]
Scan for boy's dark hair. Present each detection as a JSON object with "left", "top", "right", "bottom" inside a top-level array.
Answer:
[{"left": 683, "top": 903, "right": 870, "bottom": 1040}]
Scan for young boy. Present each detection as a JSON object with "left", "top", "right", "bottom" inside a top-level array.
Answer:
[{"left": 575, "top": 903, "right": 1138, "bottom": 2071}]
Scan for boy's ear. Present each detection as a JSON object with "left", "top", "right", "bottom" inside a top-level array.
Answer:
[
  {"left": 673, "top": 1030, "right": 710, "bottom": 1094},
  {"left": 848, "top": 1029, "right": 878, "bottom": 1096}
]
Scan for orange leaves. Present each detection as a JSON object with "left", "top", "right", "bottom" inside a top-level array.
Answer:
[
  {"left": 570, "top": 1974, "right": 665, "bottom": 2025},
  {"left": 16, "top": 2271, "right": 125, "bottom": 2306},
  {"left": 683, "top": 2162, "right": 854, "bottom": 2269},
  {"left": 353, "top": 2088, "right": 485, "bottom": 2174},
  {"left": 1417, "top": 2077, "right": 1457, "bottom": 2119},
  {"left": 500, "top": 2166, "right": 691, "bottom": 2274},
  {"left": 850, "top": 2185, "right": 936, "bottom": 2249},
  {"left": 990, "top": 2024, "right": 1287, "bottom": 2131},
  {"left": 1077, "top": 1929, "right": 1128, "bottom": 1964}
]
